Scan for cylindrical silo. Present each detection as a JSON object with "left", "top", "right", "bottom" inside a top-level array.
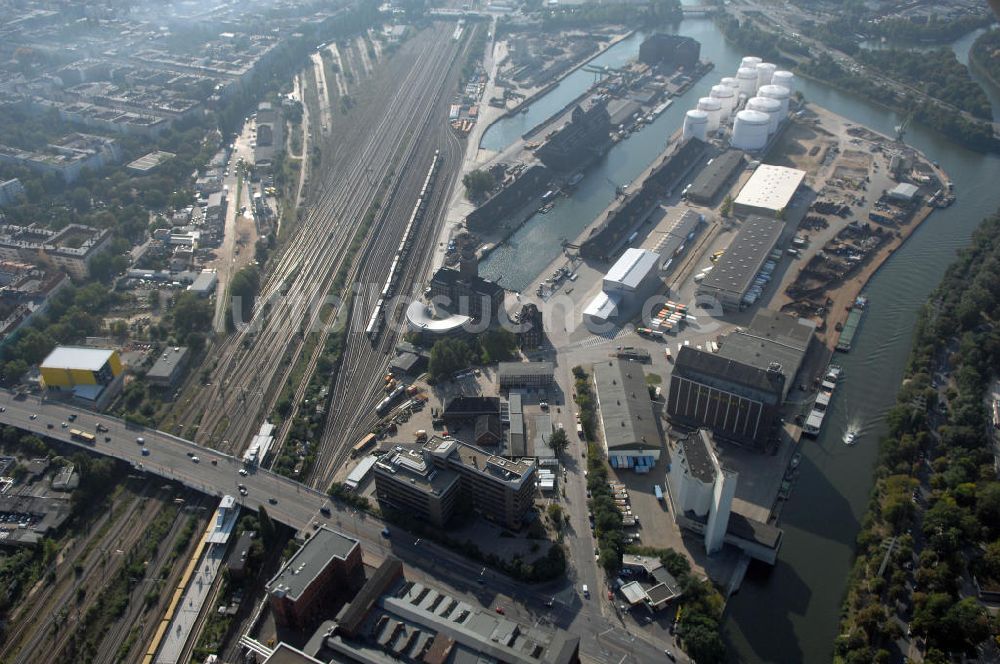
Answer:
[
  {"left": 771, "top": 70, "right": 795, "bottom": 94},
  {"left": 683, "top": 109, "right": 709, "bottom": 143},
  {"left": 758, "top": 83, "right": 791, "bottom": 117},
  {"left": 709, "top": 84, "right": 736, "bottom": 117},
  {"left": 736, "top": 67, "right": 759, "bottom": 96},
  {"left": 747, "top": 96, "right": 782, "bottom": 134},
  {"left": 696, "top": 97, "right": 722, "bottom": 132},
  {"left": 720, "top": 76, "right": 739, "bottom": 93},
  {"left": 731, "top": 109, "right": 769, "bottom": 150},
  {"left": 741, "top": 56, "right": 762, "bottom": 69},
  {"left": 756, "top": 62, "right": 777, "bottom": 89}
]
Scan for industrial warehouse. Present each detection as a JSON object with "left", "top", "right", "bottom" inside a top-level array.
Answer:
[
  {"left": 584, "top": 248, "right": 662, "bottom": 328},
  {"left": 733, "top": 164, "right": 807, "bottom": 218},
  {"left": 696, "top": 215, "right": 784, "bottom": 310}
]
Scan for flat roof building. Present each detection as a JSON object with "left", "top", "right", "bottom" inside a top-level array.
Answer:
[
  {"left": 594, "top": 359, "right": 662, "bottom": 470},
  {"left": 40, "top": 346, "right": 123, "bottom": 409},
  {"left": 43, "top": 224, "right": 113, "bottom": 280},
  {"left": 497, "top": 361, "right": 554, "bottom": 389},
  {"left": 733, "top": 164, "right": 805, "bottom": 218},
  {"left": 322, "top": 562, "right": 580, "bottom": 664},
  {"left": 696, "top": 216, "right": 782, "bottom": 310},
  {"left": 375, "top": 437, "right": 536, "bottom": 530},
  {"left": 146, "top": 346, "right": 190, "bottom": 388},
  {"left": 603, "top": 248, "right": 661, "bottom": 295},
  {"left": 889, "top": 182, "right": 919, "bottom": 202},
  {"left": 126, "top": 150, "right": 175, "bottom": 174},
  {"left": 686, "top": 150, "right": 745, "bottom": 205},
  {"left": 716, "top": 309, "right": 814, "bottom": 400},
  {"left": 266, "top": 527, "right": 364, "bottom": 630}
]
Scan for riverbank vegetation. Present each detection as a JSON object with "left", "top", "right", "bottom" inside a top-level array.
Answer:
[
  {"left": 970, "top": 29, "right": 1000, "bottom": 89},
  {"left": 798, "top": 53, "right": 999, "bottom": 152},
  {"left": 854, "top": 48, "right": 992, "bottom": 120},
  {"left": 835, "top": 211, "right": 1000, "bottom": 662}
]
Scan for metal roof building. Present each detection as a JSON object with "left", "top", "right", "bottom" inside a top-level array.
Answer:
[
  {"left": 41, "top": 346, "right": 117, "bottom": 372},
  {"left": 717, "top": 309, "right": 815, "bottom": 400},
  {"left": 583, "top": 290, "right": 620, "bottom": 328},
  {"left": 146, "top": 346, "right": 190, "bottom": 387},
  {"left": 603, "top": 248, "right": 661, "bottom": 294},
  {"left": 733, "top": 164, "right": 805, "bottom": 218},
  {"left": 594, "top": 358, "right": 661, "bottom": 470},
  {"left": 696, "top": 215, "right": 782, "bottom": 310},
  {"left": 889, "top": 182, "right": 919, "bottom": 202},
  {"left": 497, "top": 361, "right": 554, "bottom": 388},
  {"left": 686, "top": 150, "right": 745, "bottom": 204}
]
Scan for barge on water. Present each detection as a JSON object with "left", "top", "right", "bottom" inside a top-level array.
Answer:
[
  {"left": 802, "top": 364, "right": 843, "bottom": 437},
  {"left": 835, "top": 296, "right": 868, "bottom": 352}
]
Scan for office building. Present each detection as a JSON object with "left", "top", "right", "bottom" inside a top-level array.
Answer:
[
  {"left": 696, "top": 216, "right": 782, "bottom": 310},
  {"left": 666, "top": 346, "right": 784, "bottom": 449},
  {"left": 733, "top": 164, "right": 805, "bottom": 218},
  {"left": 375, "top": 437, "right": 536, "bottom": 530},
  {"left": 594, "top": 359, "right": 662, "bottom": 471},
  {"left": 373, "top": 447, "right": 461, "bottom": 527},
  {"left": 497, "top": 361, "right": 554, "bottom": 389},
  {"left": 266, "top": 527, "right": 364, "bottom": 630}
]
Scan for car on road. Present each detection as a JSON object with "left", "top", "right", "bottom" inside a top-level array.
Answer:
[
  {"left": 380, "top": 528, "right": 391, "bottom": 538},
  {"left": 141, "top": 448, "right": 149, "bottom": 455},
  {"left": 96, "top": 423, "right": 108, "bottom": 432},
  {"left": 61, "top": 422, "right": 67, "bottom": 428},
  {"left": 104, "top": 435, "right": 111, "bottom": 442},
  {"left": 664, "top": 650, "right": 676, "bottom": 662},
  {"left": 29, "top": 414, "right": 37, "bottom": 420},
  {"left": 320, "top": 506, "right": 331, "bottom": 517},
  {"left": 495, "top": 606, "right": 505, "bottom": 615},
  {"left": 136, "top": 436, "right": 145, "bottom": 444},
  {"left": 582, "top": 585, "right": 589, "bottom": 599},
  {"left": 239, "top": 487, "right": 248, "bottom": 496},
  {"left": 67, "top": 414, "right": 76, "bottom": 422},
  {"left": 268, "top": 497, "right": 277, "bottom": 504},
  {"left": 191, "top": 456, "right": 200, "bottom": 463},
  {"left": 46, "top": 423, "right": 53, "bottom": 429},
  {"left": 238, "top": 468, "right": 248, "bottom": 476}
]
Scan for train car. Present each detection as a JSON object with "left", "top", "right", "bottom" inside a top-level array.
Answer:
[{"left": 351, "top": 433, "right": 377, "bottom": 458}]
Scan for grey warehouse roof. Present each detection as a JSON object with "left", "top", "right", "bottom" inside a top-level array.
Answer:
[
  {"left": 673, "top": 345, "right": 785, "bottom": 398},
  {"left": 687, "top": 149, "right": 744, "bottom": 203},
  {"left": 498, "top": 361, "right": 554, "bottom": 377},
  {"left": 146, "top": 346, "right": 189, "bottom": 379},
  {"left": 717, "top": 310, "right": 814, "bottom": 376},
  {"left": 595, "top": 359, "right": 661, "bottom": 452},
  {"left": 699, "top": 216, "right": 782, "bottom": 298}
]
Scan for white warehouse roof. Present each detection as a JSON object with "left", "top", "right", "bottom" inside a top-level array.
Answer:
[
  {"left": 889, "top": 182, "right": 919, "bottom": 200},
  {"left": 584, "top": 290, "right": 620, "bottom": 322},
  {"left": 41, "top": 346, "right": 116, "bottom": 372},
  {"left": 603, "top": 248, "right": 661, "bottom": 291},
  {"left": 734, "top": 164, "right": 805, "bottom": 214}
]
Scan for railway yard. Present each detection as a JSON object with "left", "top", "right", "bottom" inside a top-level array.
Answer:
[{"left": 164, "top": 22, "right": 474, "bottom": 487}]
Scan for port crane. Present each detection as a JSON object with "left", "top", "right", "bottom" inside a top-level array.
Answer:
[{"left": 894, "top": 111, "right": 913, "bottom": 143}]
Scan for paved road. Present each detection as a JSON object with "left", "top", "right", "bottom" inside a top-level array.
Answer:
[{"left": 0, "top": 390, "right": 678, "bottom": 662}]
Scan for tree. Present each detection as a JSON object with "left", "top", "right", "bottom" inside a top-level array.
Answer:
[
  {"left": 720, "top": 195, "right": 733, "bottom": 218},
  {"left": 462, "top": 169, "right": 495, "bottom": 202},
  {"left": 479, "top": 329, "right": 516, "bottom": 363},
  {"left": 428, "top": 338, "right": 474, "bottom": 382},
  {"left": 547, "top": 427, "right": 569, "bottom": 457},
  {"left": 172, "top": 292, "right": 213, "bottom": 339},
  {"left": 546, "top": 503, "right": 563, "bottom": 528}
]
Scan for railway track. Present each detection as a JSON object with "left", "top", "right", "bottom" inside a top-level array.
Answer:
[
  {"left": 9, "top": 491, "right": 167, "bottom": 664},
  {"left": 308, "top": 28, "right": 476, "bottom": 489},
  {"left": 171, "top": 25, "right": 461, "bottom": 455}
]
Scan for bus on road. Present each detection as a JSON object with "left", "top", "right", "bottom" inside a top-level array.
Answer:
[{"left": 70, "top": 429, "right": 96, "bottom": 444}]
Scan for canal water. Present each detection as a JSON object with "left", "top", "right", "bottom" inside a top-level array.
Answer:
[{"left": 477, "top": 15, "right": 1000, "bottom": 664}]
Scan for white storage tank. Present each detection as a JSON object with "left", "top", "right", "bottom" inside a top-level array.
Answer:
[
  {"left": 771, "top": 70, "right": 795, "bottom": 94},
  {"left": 747, "top": 96, "right": 782, "bottom": 134},
  {"left": 696, "top": 97, "right": 723, "bottom": 132},
  {"left": 741, "top": 56, "right": 763, "bottom": 69},
  {"left": 709, "top": 84, "right": 736, "bottom": 117},
  {"left": 731, "top": 109, "right": 770, "bottom": 150},
  {"left": 756, "top": 62, "right": 777, "bottom": 89},
  {"left": 720, "top": 76, "right": 740, "bottom": 93},
  {"left": 736, "top": 67, "right": 759, "bottom": 96},
  {"left": 683, "top": 109, "right": 709, "bottom": 143},
  {"left": 758, "top": 83, "right": 791, "bottom": 116}
]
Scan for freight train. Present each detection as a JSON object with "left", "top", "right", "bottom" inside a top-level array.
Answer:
[{"left": 365, "top": 150, "right": 441, "bottom": 340}]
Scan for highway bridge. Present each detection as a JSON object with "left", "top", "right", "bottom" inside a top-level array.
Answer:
[{"left": 0, "top": 389, "right": 680, "bottom": 663}]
